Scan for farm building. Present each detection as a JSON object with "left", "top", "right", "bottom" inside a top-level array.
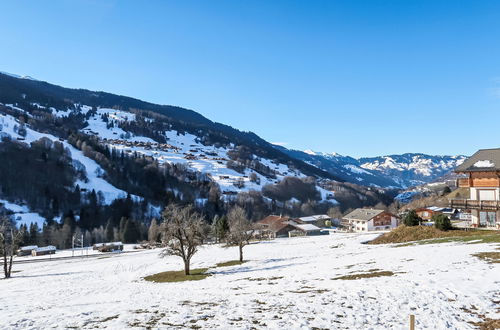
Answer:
[
  {"left": 297, "top": 214, "right": 331, "bottom": 227},
  {"left": 342, "top": 208, "right": 399, "bottom": 232},
  {"left": 32, "top": 246, "right": 56, "bottom": 256},
  {"left": 93, "top": 242, "right": 124, "bottom": 252},
  {"left": 16, "top": 245, "right": 38, "bottom": 257},
  {"left": 289, "top": 224, "right": 323, "bottom": 237},
  {"left": 257, "top": 215, "right": 297, "bottom": 239}
]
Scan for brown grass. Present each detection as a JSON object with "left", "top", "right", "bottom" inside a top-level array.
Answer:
[
  {"left": 331, "top": 271, "right": 395, "bottom": 280},
  {"left": 215, "top": 260, "right": 247, "bottom": 267},
  {"left": 368, "top": 225, "right": 499, "bottom": 245},
  {"left": 472, "top": 252, "right": 500, "bottom": 264},
  {"left": 144, "top": 268, "right": 210, "bottom": 283}
]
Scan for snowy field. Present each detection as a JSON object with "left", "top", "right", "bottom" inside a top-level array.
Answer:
[{"left": 0, "top": 233, "right": 498, "bottom": 329}]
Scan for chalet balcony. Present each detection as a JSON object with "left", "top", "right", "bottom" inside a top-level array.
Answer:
[{"left": 450, "top": 199, "right": 500, "bottom": 210}]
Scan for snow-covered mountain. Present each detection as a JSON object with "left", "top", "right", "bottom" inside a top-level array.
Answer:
[
  {"left": 359, "top": 153, "right": 467, "bottom": 188},
  {"left": 0, "top": 71, "right": 350, "bottom": 227},
  {"left": 278, "top": 148, "right": 467, "bottom": 189}
]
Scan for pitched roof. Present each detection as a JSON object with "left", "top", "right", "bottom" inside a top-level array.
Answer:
[
  {"left": 298, "top": 214, "right": 330, "bottom": 222},
  {"left": 258, "top": 215, "right": 290, "bottom": 225},
  {"left": 343, "top": 208, "right": 385, "bottom": 221},
  {"left": 293, "top": 224, "right": 322, "bottom": 232},
  {"left": 454, "top": 148, "right": 500, "bottom": 172}
]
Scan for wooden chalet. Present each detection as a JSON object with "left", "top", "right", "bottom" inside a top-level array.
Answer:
[
  {"left": 342, "top": 208, "right": 399, "bottom": 232},
  {"left": 415, "top": 207, "right": 442, "bottom": 221},
  {"left": 451, "top": 148, "right": 500, "bottom": 229},
  {"left": 257, "top": 215, "right": 296, "bottom": 238}
]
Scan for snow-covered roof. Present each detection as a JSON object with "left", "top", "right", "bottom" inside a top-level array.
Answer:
[
  {"left": 293, "top": 224, "right": 321, "bottom": 232},
  {"left": 95, "top": 242, "right": 123, "bottom": 247},
  {"left": 343, "top": 208, "right": 385, "bottom": 221},
  {"left": 34, "top": 246, "right": 56, "bottom": 252},
  {"left": 19, "top": 245, "right": 38, "bottom": 251},
  {"left": 455, "top": 148, "right": 500, "bottom": 172},
  {"left": 299, "top": 214, "right": 330, "bottom": 222}
]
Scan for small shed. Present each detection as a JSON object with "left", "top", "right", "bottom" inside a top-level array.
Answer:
[
  {"left": 17, "top": 245, "right": 38, "bottom": 257},
  {"left": 32, "top": 246, "right": 56, "bottom": 256},
  {"left": 290, "top": 224, "right": 323, "bottom": 236},
  {"left": 96, "top": 242, "right": 124, "bottom": 252}
]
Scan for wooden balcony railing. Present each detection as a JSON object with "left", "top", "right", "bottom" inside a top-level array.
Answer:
[{"left": 450, "top": 199, "right": 500, "bottom": 210}]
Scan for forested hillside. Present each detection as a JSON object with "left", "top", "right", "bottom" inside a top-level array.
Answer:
[{"left": 0, "top": 72, "right": 398, "bottom": 248}]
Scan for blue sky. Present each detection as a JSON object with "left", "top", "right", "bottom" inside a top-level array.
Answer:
[{"left": 1, "top": 1, "right": 500, "bottom": 157}]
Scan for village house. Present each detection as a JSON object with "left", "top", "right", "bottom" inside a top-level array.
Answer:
[
  {"left": 257, "top": 215, "right": 297, "bottom": 239},
  {"left": 342, "top": 208, "right": 399, "bottom": 232},
  {"left": 257, "top": 215, "right": 324, "bottom": 238},
  {"left": 415, "top": 207, "right": 442, "bottom": 220},
  {"left": 450, "top": 148, "right": 500, "bottom": 229}
]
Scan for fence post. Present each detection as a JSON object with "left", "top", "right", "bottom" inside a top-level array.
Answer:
[{"left": 409, "top": 314, "right": 415, "bottom": 330}]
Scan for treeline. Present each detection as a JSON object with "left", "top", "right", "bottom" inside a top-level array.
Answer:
[{"left": 17, "top": 215, "right": 148, "bottom": 249}]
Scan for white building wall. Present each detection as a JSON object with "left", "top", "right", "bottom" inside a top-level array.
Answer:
[
  {"left": 367, "top": 220, "right": 374, "bottom": 231},
  {"left": 470, "top": 187, "right": 500, "bottom": 201}
]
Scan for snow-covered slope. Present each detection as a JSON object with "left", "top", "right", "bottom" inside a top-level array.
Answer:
[
  {"left": 0, "top": 103, "right": 337, "bottom": 210},
  {"left": 1, "top": 234, "right": 497, "bottom": 328}
]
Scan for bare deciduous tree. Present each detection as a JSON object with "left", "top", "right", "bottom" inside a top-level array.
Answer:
[
  {"left": 160, "top": 204, "right": 206, "bottom": 275},
  {"left": 0, "top": 216, "right": 23, "bottom": 279},
  {"left": 226, "top": 206, "right": 254, "bottom": 262}
]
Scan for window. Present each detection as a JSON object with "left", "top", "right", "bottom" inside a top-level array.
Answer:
[
  {"left": 478, "top": 190, "right": 496, "bottom": 201},
  {"left": 480, "top": 212, "right": 496, "bottom": 227}
]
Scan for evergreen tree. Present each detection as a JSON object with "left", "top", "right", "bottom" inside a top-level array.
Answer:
[
  {"left": 29, "top": 223, "right": 40, "bottom": 245},
  {"left": 402, "top": 210, "right": 421, "bottom": 226},
  {"left": 214, "top": 215, "right": 229, "bottom": 243},
  {"left": 122, "top": 219, "right": 138, "bottom": 243},
  {"left": 433, "top": 214, "right": 452, "bottom": 231}
]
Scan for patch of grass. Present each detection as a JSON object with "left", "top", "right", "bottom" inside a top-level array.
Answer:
[
  {"left": 289, "top": 288, "right": 329, "bottom": 294},
  {"left": 472, "top": 252, "right": 500, "bottom": 264},
  {"left": 240, "top": 276, "right": 283, "bottom": 282},
  {"left": 369, "top": 225, "right": 500, "bottom": 245},
  {"left": 215, "top": 260, "right": 247, "bottom": 267},
  {"left": 144, "top": 268, "right": 210, "bottom": 283},
  {"left": 397, "top": 234, "right": 500, "bottom": 247},
  {"left": 332, "top": 271, "right": 395, "bottom": 280}
]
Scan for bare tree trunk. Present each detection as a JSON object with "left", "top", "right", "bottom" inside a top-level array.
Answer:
[
  {"left": 184, "top": 259, "right": 190, "bottom": 275},
  {"left": 239, "top": 244, "right": 243, "bottom": 262},
  {"left": 3, "top": 249, "right": 11, "bottom": 279},
  {"left": 7, "top": 255, "right": 13, "bottom": 278}
]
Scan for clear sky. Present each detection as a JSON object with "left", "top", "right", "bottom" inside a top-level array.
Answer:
[{"left": 1, "top": 1, "right": 500, "bottom": 157}]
